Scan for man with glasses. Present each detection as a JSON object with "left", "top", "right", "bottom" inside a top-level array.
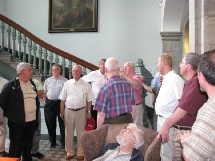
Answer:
[
  {"left": 93, "top": 123, "right": 144, "bottom": 161},
  {"left": 157, "top": 53, "right": 207, "bottom": 161}
]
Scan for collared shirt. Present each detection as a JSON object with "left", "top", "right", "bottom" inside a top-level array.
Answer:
[
  {"left": 94, "top": 75, "right": 135, "bottom": 118},
  {"left": 131, "top": 74, "right": 143, "bottom": 104},
  {"left": 101, "top": 147, "right": 131, "bottom": 161},
  {"left": 20, "top": 80, "right": 37, "bottom": 122},
  {"left": 176, "top": 76, "right": 207, "bottom": 126},
  {"left": 58, "top": 78, "right": 94, "bottom": 109},
  {"left": 155, "top": 70, "right": 184, "bottom": 118},
  {"left": 183, "top": 94, "right": 215, "bottom": 161},
  {"left": 82, "top": 70, "right": 107, "bottom": 105},
  {"left": 44, "top": 76, "right": 67, "bottom": 100},
  {"left": 151, "top": 72, "right": 160, "bottom": 88}
]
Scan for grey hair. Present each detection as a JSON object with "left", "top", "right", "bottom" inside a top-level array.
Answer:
[
  {"left": 124, "top": 61, "right": 135, "bottom": 68},
  {"left": 128, "top": 123, "right": 144, "bottom": 149},
  {"left": 184, "top": 52, "right": 201, "bottom": 71},
  {"left": 16, "top": 62, "right": 32, "bottom": 75},
  {"left": 105, "top": 57, "right": 120, "bottom": 72}
]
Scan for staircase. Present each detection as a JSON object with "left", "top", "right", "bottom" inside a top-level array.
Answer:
[{"left": 0, "top": 14, "right": 98, "bottom": 81}]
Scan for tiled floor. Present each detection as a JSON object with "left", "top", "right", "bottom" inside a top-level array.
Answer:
[{"left": 33, "top": 140, "right": 79, "bottom": 161}]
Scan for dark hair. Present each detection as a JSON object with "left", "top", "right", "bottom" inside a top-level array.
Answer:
[
  {"left": 184, "top": 52, "right": 201, "bottom": 71},
  {"left": 198, "top": 49, "right": 215, "bottom": 86}
]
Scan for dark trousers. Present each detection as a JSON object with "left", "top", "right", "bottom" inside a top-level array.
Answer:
[
  {"left": 104, "top": 114, "right": 133, "bottom": 125},
  {"left": 44, "top": 99, "right": 65, "bottom": 145},
  {"left": 8, "top": 120, "right": 36, "bottom": 161}
]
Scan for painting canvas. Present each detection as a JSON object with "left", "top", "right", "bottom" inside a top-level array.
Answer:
[{"left": 49, "top": 0, "right": 98, "bottom": 33}]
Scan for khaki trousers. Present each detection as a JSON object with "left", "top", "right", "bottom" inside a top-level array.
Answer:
[
  {"left": 172, "top": 127, "right": 191, "bottom": 161},
  {"left": 64, "top": 108, "right": 86, "bottom": 156}
]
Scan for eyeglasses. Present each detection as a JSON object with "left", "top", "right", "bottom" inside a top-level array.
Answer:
[{"left": 121, "top": 128, "right": 136, "bottom": 139}]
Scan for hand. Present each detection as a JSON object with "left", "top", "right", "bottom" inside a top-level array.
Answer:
[
  {"left": 60, "top": 111, "right": 64, "bottom": 121},
  {"left": 87, "top": 112, "right": 92, "bottom": 119},
  {"left": 0, "top": 121, "right": 3, "bottom": 126},
  {"left": 180, "top": 131, "right": 191, "bottom": 144},
  {"left": 157, "top": 123, "right": 170, "bottom": 143}
]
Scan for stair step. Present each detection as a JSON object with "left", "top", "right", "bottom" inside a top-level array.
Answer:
[{"left": 0, "top": 54, "right": 12, "bottom": 63}]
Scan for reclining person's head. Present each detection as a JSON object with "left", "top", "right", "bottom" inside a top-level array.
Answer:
[{"left": 116, "top": 123, "right": 144, "bottom": 149}]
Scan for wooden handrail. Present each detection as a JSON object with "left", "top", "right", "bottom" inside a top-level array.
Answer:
[{"left": 0, "top": 14, "right": 98, "bottom": 71}]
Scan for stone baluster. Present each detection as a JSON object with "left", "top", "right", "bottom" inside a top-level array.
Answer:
[
  {"left": 0, "top": 21, "right": 5, "bottom": 52},
  {"left": 32, "top": 42, "right": 37, "bottom": 74},
  {"left": 22, "top": 35, "right": 27, "bottom": 62},
  {"left": 6, "top": 25, "right": 11, "bottom": 53},
  {"left": 48, "top": 52, "right": 53, "bottom": 76},
  {"left": 61, "top": 57, "right": 66, "bottom": 77},
  {"left": 28, "top": 39, "right": 32, "bottom": 63},
  {"left": 38, "top": 45, "right": 43, "bottom": 75},
  {"left": 17, "top": 31, "right": 22, "bottom": 60},
  {"left": 82, "top": 67, "right": 87, "bottom": 76},
  {"left": 68, "top": 60, "right": 72, "bottom": 79},
  {"left": 54, "top": 53, "right": 59, "bottom": 65},
  {"left": 43, "top": 49, "right": 48, "bottom": 79},
  {"left": 11, "top": 28, "right": 16, "bottom": 60}
]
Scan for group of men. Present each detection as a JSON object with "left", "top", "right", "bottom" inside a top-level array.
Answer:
[{"left": 0, "top": 49, "right": 215, "bottom": 161}]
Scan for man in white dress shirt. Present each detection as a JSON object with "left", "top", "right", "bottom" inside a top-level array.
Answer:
[
  {"left": 59, "top": 65, "right": 94, "bottom": 160},
  {"left": 82, "top": 58, "right": 106, "bottom": 127},
  {"left": 155, "top": 54, "right": 184, "bottom": 161}
]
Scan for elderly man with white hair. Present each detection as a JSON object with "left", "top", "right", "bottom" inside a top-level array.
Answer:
[
  {"left": 93, "top": 123, "right": 144, "bottom": 161},
  {"left": 0, "top": 62, "right": 40, "bottom": 161}
]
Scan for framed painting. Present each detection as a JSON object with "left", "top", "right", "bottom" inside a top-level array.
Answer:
[{"left": 48, "top": 0, "right": 98, "bottom": 33}]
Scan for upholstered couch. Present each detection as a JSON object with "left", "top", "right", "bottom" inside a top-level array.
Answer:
[{"left": 81, "top": 123, "right": 161, "bottom": 161}]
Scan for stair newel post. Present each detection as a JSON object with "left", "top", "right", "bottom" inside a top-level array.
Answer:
[
  {"left": 0, "top": 21, "right": 5, "bottom": 52},
  {"left": 61, "top": 57, "right": 66, "bottom": 77},
  {"left": 17, "top": 31, "right": 22, "bottom": 61},
  {"left": 68, "top": 60, "right": 72, "bottom": 79},
  {"left": 22, "top": 35, "right": 27, "bottom": 62},
  {"left": 82, "top": 67, "right": 87, "bottom": 76},
  {"left": 38, "top": 45, "right": 43, "bottom": 75},
  {"left": 32, "top": 42, "right": 37, "bottom": 74},
  {"left": 28, "top": 39, "right": 32, "bottom": 63},
  {"left": 48, "top": 52, "right": 53, "bottom": 76},
  {"left": 135, "top": 58, "right": 153, "bottom": 128},
  {"left": 6, "top": 25, "right": 11, "bottom": 53},
  {"left": 11, "top": 28, "right": 16, "bottom": 60},
  {"left": 43, "top": 49, "right": 48, "bottom": 80}
]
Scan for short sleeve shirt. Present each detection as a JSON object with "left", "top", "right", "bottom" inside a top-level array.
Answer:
[
  {"left": 94, "top": 75, "right": 135, "bottom": 118},
  {"left": 58, "top": 78, "right": 94, "bottom": 109},
  {"left": 176, "top": 76, "right": 207, "bottom": 126}
]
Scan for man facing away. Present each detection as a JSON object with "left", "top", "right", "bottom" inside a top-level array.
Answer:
[
  {"left": 157, "top": 52, "right": 207, "bottom": 161},
  {"left": 93, "top": 123, "right": 144, "bottom": 161},
  {"left": 180, "top": 49, "right": 215, "bottom": 161},
  {"left": 155, "top": 54, "right": 184, "bottom": 161},
  {"left": 121, "top": 62, "right": 143, "bottom": 126},
  {"left": 59, "top": 65, "right": 94, "bottom": 160},
  {"left": 43, "top": 64, "right": 67, "bottom": 147},
  {"left": 94, "top": 57, "right": 136, "bottom": 128},
  {"left": 82, "top": 58, "right": 107, "bottom": 128}
]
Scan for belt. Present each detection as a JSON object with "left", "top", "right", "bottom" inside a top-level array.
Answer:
[
  {"left": 173, "top": 125, "right": 191, "bottom": 130},
  {"left": 119, "top": 113, "right": 129, "bottom": 116},
  {"left": 136, "top": 102, "right": 142, "bottom": 105},
  {"left": 48, "top": 99, "right": 60, "bottom": 102},
  {"left": 69, "top": 107, "right": 85, "bottom": 111}
]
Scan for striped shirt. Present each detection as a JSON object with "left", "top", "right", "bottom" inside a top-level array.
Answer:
[
  {"left": 44, "top": 76, "right": 67, "bottom": 100},
  {"left": 183, "top": 93, "right": 215, "bottom": 161},
  {"left": 94, "top": 75, "right": 135, "bottom": 118}
]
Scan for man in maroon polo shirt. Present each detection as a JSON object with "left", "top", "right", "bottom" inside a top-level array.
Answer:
[{"left": 157, "top": 52, "right": 208, "bottom": 161}]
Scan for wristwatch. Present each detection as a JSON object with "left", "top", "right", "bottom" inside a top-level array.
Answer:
[{"left": 87, "top": 110, "right": 91, "bottom": 113}]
